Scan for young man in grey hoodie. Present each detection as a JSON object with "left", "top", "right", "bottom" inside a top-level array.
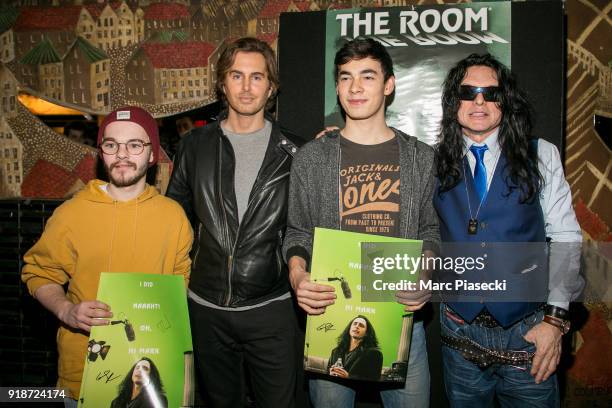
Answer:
[{"left": 283, "top": 38, "right": 440, "bottom": 407}]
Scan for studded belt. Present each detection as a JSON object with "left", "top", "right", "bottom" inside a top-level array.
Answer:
[
  {"left": 472, "top": 309, "right": 500, "bottom": 328},
  {"left": 441, "top": 334, "right": 535, "bottom": 369}
]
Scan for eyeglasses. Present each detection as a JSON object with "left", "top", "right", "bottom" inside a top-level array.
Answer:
[
  {"left": 459, "top": 85, "right": 500, "bottom": 102},
  {"left": 100, "top": 139, "right": 151, "bottom": 155}
]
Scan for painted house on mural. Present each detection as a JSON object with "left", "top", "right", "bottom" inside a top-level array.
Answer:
[
  {"left": 126, "top": 41, "right": 217, "bottom": 105},
  {"left": 257, "top": 0, "right": 291, "bottom": 37},
  {"left": 0, "top": 117, "right": 23, "bottom": 197},
  {"left": 228, "top": 0, "right": 263, "bottom": 39},
  {"left": 189, "top": 3, "right": 207, "bottom": 41},
  {"left": 381, "top": 0, "right": 411, "bottom": 6},
  {"left": 201, "top": 1, "right": 230, "bottom": 44},
  {"left": 85, "top": 1, "right": 144, "bottom": 51},
  {"left": 143, "top": 3, "right": 189, "bottom": 39},
  {"left": 0, "top": 7, "right": 19, "bottom": 63},
  {"left": 290, "top": 0, "right": 319, "bottom": 13},
  {"left": 255, "top": 0, "right": 319, "bottom": 48},
  {"left": 198, "top": 0, "right": 263, "bottom": 44},
  {"left": 0, "top": 64, "right": 18, "bottom": 117},
  {"left": 12, "top": 6, "right": 83, "bottom": 60},
  {"left": 63, "top": 36, "right": 110, "bottom": 110},
  {"left": 256, "top": 0, "right": 318, "bottom": 39},
  {"left": 0, "top": 66, "right": 21, "bottom": 197},
  {"left": 351, "top": 0, "right": 382, "bottom": 7},
  {"left": 19, "top": 38, "right": 64, "bottom": 99}
]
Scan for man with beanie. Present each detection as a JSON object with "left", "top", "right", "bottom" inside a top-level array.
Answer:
[
  {"left": 167, "top": 37, "right": 302, "bottom": 407},
  {"left": 22, "top": 106, "right": 193, "bottom": 407}
]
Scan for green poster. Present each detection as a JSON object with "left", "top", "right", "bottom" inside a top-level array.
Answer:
[
  {"left": 305, "top": 228, "right": 422, "bottom": 383},
  {"left": 324, "top": 2, "right": 511, "bottom": 146},
  {"left": 78, "top": 273, "right": 193, "bottom": 408}
]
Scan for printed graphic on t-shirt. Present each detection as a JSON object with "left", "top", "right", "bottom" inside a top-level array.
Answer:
[{"left": 340, "top": 137, "right": 400, "bottom": 237}]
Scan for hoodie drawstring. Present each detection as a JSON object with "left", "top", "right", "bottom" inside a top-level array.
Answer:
[{"left": 107, "top": 201, "right": 118, "bottom": 273}]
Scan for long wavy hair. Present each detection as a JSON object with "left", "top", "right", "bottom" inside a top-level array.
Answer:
[
  {"left": 215, "top": 37, "right": 279, "bottom": 111},
  {"left": 436, "top": 53, "right": 543, "bottom": 203},
  {"left": 335, "top": 315, "right": 379, "bottom": 355},
  {"left": 112, "top": 357, "right": 165, "bottom": 406}
]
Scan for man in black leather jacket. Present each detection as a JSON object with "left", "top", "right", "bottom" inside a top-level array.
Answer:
[{"left": 167, "top": 37, "right": 301, "bottom": 408}]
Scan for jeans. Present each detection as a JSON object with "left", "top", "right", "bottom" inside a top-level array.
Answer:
[
  {"left": 440, "top": 304, "right": 559, "bottom": 408},
  {"left": 64, "top": 398, "right": 78, "bottom": 408},
  {"left": 309, "top": 320, "right": 430, "bottom": 408}
]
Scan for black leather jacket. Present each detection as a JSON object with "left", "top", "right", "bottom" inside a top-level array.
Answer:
[{"left": 167, "top": 117, "right": 301, "bottom": 307}]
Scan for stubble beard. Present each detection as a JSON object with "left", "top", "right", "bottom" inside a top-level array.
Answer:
[{"left": 105, "top": 161, "right": 148, "bottom": 188}]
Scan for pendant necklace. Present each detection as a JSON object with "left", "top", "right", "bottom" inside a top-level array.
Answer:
[{"left": 462, "top": 150, "right": 500, "bottom": 235}]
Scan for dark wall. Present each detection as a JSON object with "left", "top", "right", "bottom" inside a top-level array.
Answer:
[
  {"left": 0, "top": 200, "right": 62, "bottom": 392},
  {"left": 278, "top": 10, "right": 327, "bottom": 143},
  {"left": 511, "top": 1, "right": 565, "bottom": 153}
]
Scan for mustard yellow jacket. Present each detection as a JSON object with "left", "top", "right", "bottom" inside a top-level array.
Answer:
[{"left": 22, "top": 180, "right": 193, "bottom": 399}]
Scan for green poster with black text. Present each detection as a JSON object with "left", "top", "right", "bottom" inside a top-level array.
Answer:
[
  {"left": 78, "top": 273, "right": 193, "bottom": 408},
  {"left": 305, "top": 228, "right": 422, "bottom": 383}
]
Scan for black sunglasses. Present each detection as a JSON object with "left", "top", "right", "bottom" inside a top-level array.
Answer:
[{"left": 459, "top": 85, "right": 500, "bottom": 102}]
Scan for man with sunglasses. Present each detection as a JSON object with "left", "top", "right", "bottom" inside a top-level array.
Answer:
[
  {"left": 433, "top": 54, "right": 582, "bottom": 406},
  {"left": 21, "top": 106, "right": 193, "bottom": 407}
]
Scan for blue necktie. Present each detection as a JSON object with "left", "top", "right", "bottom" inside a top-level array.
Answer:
[{"left": 470, "top": 144, "right": 488, "bottom": 203}]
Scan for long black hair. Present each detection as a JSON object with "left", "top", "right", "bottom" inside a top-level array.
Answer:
[
  {"left": 436, "top": 53, "right": 543, "bottom": 203},
  {"left": 335, "top": 315, "right": 379, "bottom": 354},
  {"left": 111, "top": 357, "right": 165, "bottom": 407}
]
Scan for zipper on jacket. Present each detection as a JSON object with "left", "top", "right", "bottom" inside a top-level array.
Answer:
[
  {"left": 192, "top": 223, "right": 203, "bottom": 267},
  {"left": 405, "top": 147, "right": 416, "bottom": 237},
  {"left": 218, "top": 138, "right": 234, "bottom": 306},
  {"left": 276, "top": 230, "right": 283, "bottom": 277},
  {"left": 223, "top": 149, "right": 290, "bottom": 306}
]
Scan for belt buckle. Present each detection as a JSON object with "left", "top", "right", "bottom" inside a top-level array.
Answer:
[{"left": 508, "top": 350, "right": 530, "bottom": 371}]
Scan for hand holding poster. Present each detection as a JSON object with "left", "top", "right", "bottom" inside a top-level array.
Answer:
[
  {"left": 304, "top": 228, "right": 422, "bottom": 383},
  {"left": 78, "top": 273, "right": 193, "bottom": 408}
]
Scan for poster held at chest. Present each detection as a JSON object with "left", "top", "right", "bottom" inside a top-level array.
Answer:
[
  {"left": 304, "top": 228, "right": 422, "bottom": 383},
  {"left": 78, "top": 273, "right": 193, "bottom": 408}
]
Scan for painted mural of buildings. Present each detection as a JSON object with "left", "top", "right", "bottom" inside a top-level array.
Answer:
[
  {"left": 382, "top": 0, "right": 410, "bottom": 6},
  {"left": 1, "top": 61, "right": 18, "bottom": 117},
  {"left": 19, "top": 38, "right": 63, "bottom": 99},
  {"left": 255, "top": 0, "right": 320, "bottom": 48},
  {"left": 85, "top": 1, "right": 144, "bottom": 51},
  {"left": 290, "top": 0, "right": 319, "bottom": 12},
  {"left": 63, "top": 36, "right": 110, "bottom": 109},
  {"left": 143, "top": 2, "right": 189, "bottom": 39},
  {"left": 0, "top": 7, "right": 19, "bottom": 63},
  {"left": 201, "top": 1, "right": 230, "bottom": 43},
  {"left": 257, "top": 0, "right": 292, "bottom": 36},
  {"left": 12, "top": 6, "right": 82, "bottom": 60},
  {"left": 126, "top": 40, "right": 216, "bottom": 105},
  {"left": 189, "top": 3, "right": 206, "bottom": 41},
  {"left": 0, "top": 65, "right": 21, "bottom": 197},
  {"left": 256, "top": 0, "right": 319, "bottom": 37},
  {"left": 352, "top": 0, "right": 381, "bottom": 7},
  {"left": 0, "top": 29, "right": 15, "bottom": 63},
  {"left": 0, "top": 117, "right": 23, "bottom": 197}
]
